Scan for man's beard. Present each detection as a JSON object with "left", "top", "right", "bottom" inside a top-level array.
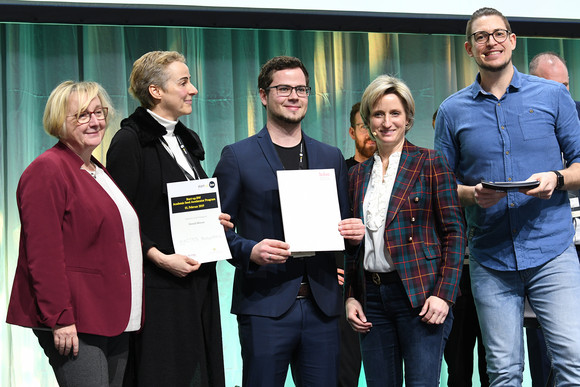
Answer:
[
  {"left": 271, "top": 109, "right": 306, "bottom": 125},
  {"left": 356, "top": 139, "right": 376, "bottom": 159},
  {"left": 478, "top": 57, "right": 511, "bottom": 73}
]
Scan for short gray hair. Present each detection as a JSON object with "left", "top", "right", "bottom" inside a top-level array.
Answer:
[{"left": 129, "top": 51, "right": 186, "bottom": 109}]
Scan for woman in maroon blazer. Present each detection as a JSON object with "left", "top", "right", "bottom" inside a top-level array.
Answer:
[
  {"left": 6, "top": 81, "right": 143, "bottom": 386},
  {"left": 344, "top": 75, "right": 465, "bottom": 386}
]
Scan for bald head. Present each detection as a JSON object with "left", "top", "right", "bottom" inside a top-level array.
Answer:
[{"left": 530, "top": 53, "right": 570, "bottom": 90}]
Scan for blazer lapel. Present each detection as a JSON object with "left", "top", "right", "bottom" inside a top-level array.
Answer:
[
  {"left": 256, "top": 127, "right": 284, "bottom": 174},
  {"left": 303, "top": 133, "right": 319, "bottom": 168},
  {"left": 354, "top": 157, "right": 374, "bottom": 220},
  {"left": 384, "top": 141, "right": 425, "bottom": 228},
  {"left": 259, "top": 129, "right": 314, "bottom": 172}
]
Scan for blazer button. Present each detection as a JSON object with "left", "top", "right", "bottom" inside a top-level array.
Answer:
[
  {"left": 414, "top": 197, "right": 419, "bottom": 203},
  {"left": 408, "top": 236, "right": 413, "bottom": 242},
  {"left": 411, "top": 217, "right": 416, "bottom": 223}
]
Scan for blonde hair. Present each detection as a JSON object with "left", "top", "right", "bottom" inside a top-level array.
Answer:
[
  {"left": 43, "top": 80, "right": 114, "bottom": 138},
  {"left": 129, "top": 51, "right": 186, "bottom": 108},
  {"left": 360, "top": 75, "right": 415, "bottom": 140}
]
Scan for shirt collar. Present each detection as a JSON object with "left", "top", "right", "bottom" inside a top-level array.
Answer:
[{"left": 470, "top": 65, "right": 522, "bottom": 99}]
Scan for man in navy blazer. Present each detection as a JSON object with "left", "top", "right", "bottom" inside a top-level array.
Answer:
[{"left": 214, "top": 56, "right": 364, "bottom": 387}]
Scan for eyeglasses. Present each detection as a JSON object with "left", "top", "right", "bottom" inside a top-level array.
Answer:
[
  {"left": 265, "top": 85, "right": 311, "bottom": 97},
  {"left": 469, "top": 29, "right": 511, "bottom": 45},
  {"left": 68, "top": 107, "right": 108, "bottom": 124}
]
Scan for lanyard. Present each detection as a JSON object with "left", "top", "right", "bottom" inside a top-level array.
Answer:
[
  {"left": 160, "top": 134, "right": 200, "bottom": 180},
  {"left": 298, "top": 139, "right": 305, "bottom": 170}
]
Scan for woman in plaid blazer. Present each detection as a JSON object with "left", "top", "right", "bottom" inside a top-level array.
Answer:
[{"left": 344, "top": 75, "right": 465, "bottom": 386}]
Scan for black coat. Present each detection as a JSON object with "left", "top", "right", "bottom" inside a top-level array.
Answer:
[{"left": 107, "top": 106, "right": 225, "bottom": 387}]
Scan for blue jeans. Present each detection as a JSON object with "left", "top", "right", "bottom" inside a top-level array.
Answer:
[
  {"left": 471, "top": 243, "right": 580, "bottom": 386},
  {"left": 360, "top": 279, "right": 453, "bottom": 387}
]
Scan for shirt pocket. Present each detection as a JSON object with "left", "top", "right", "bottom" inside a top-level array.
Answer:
[{"left": 518, "top": 108, "right": 555, "bottom": 141}]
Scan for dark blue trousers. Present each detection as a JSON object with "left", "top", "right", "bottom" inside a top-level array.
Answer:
[
  {"left": 237, "top": 298, "right": 339, "bottom": 387},
  {"left": 361, "top": 279, "right": 452, "bottom": 387}
]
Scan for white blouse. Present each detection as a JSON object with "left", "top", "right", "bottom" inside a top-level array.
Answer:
[
  {"left": 363, "top": 152, "right": 401, "bottom": 273},
  {"left": 88, "top": 165, "right": 143, "bottom": 332}
]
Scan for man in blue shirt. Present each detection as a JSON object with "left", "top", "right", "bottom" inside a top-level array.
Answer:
[
  {"left": 525, "top": 51, "right": 580, "bottom": 387},
  {"left": 435, "top": 7, "right": 580, "bottom": 386}
]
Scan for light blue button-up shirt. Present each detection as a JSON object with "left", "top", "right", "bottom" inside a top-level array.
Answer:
[{"left": 435, "top": 66, "right": 580, "bottom": 271}]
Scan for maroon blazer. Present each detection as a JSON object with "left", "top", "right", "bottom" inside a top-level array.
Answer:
[
  {"left": 6, "top": 142, "right": 139, "bottom": 337},
  {"left": 344, "top": 140, "right": 465, "bottom": 309}
]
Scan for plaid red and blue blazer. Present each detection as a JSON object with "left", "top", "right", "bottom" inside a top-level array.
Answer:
[{"left": 344, "top": 140, "right": 465, "bottom": 309}]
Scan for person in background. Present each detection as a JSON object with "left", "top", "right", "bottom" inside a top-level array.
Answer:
[
  {"left": 529, "top": 52, "right": 580, "bottom": 119},
  {"left": 7, "top": 80, "right": 143, "bottom": 387},
  {"left": 345, "top": 102, "right": 376, "bottom": 170},
  {"left": 214, "top": 55, "right": 365, "bottom": 387},
  {"left": 435, "top": 8, "right": 580, "bottom": 385},
  {"left": 432, "top": 110, "right": 489, "bottom": 387},
  {"left": 337, "top": 101, "right": 374, "bottom": 387},
  {"left": 345, "top": 74, "right": 464, "bottom": 386},
  {"left": 106, "top": 51, "right": 230, "bottom": 387}
]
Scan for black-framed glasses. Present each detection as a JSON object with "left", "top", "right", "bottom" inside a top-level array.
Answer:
[
  {"left": 68, "top": 107, "right": 108, "bottom": 124},
  {"left": 265, "top": 85, "right": 311, "bottom": 97},
  {"left": 470, "top": 29, "right": 511, "bottom": 45}
]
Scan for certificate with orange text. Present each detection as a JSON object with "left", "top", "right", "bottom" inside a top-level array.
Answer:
[
  {"left": 167, "top": 178, "right": 231, "bottom": 263},
  {"left": 277, "top": 169, "right": 344, "bottom": 256}
]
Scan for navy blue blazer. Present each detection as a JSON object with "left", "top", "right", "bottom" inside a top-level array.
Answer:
[{"left": 213, "top": 127, "right": 350, "bottom": 318}]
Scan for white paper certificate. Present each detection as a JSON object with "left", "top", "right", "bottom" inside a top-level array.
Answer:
[
  {"left": 166, "top": 178, "right": 231, "bottom": 263},
  {"left": 277, "top": 169, "right": 344, "bottom": 255}
]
